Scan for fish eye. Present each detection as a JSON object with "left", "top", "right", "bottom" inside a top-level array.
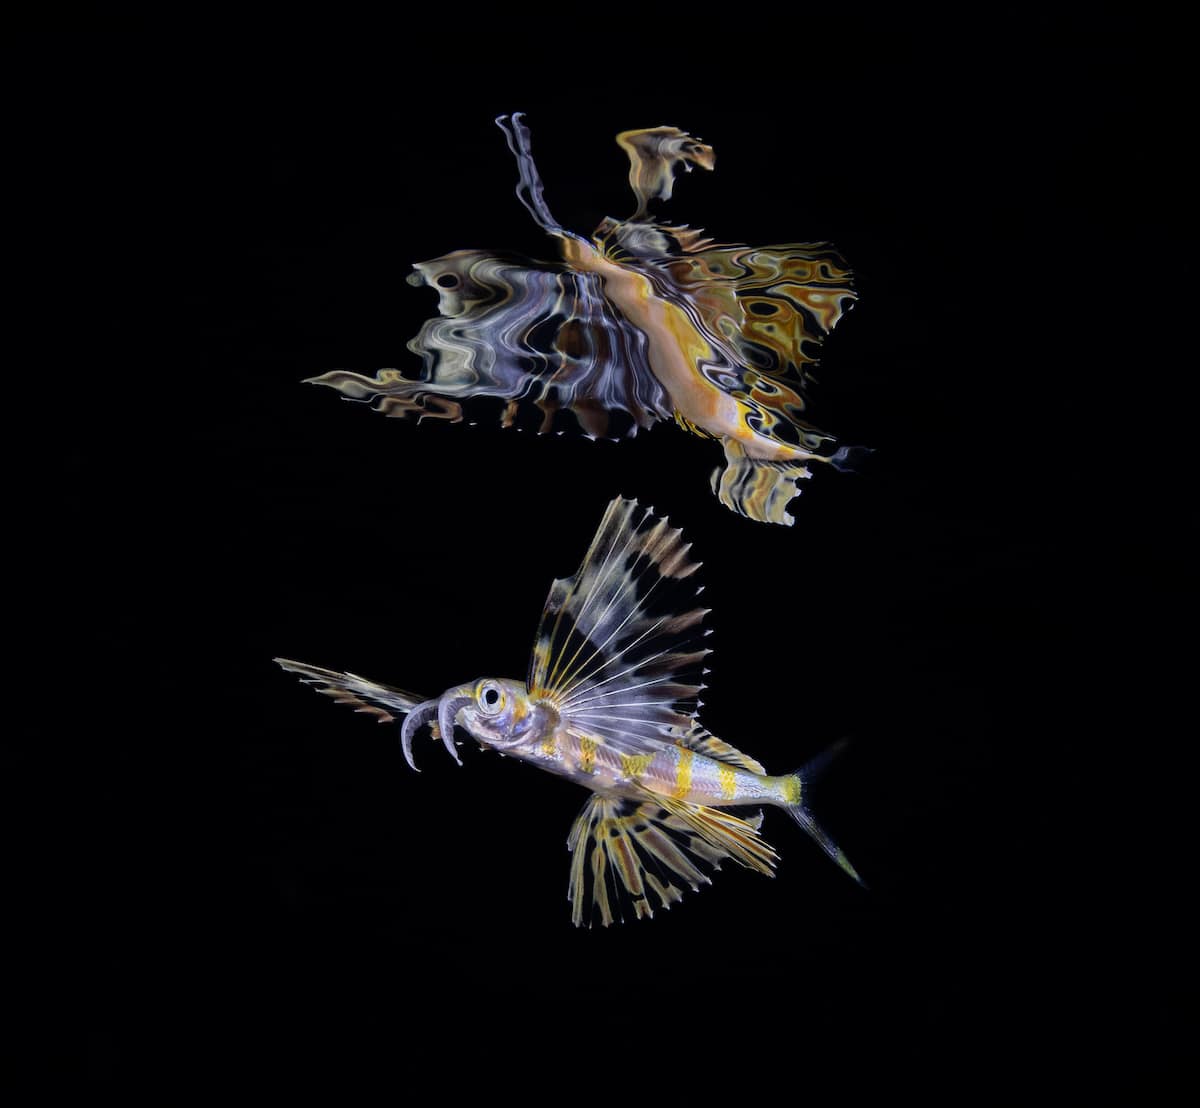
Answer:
[{"left": 478, "top": 683, "right": 503, "bottom": 713}]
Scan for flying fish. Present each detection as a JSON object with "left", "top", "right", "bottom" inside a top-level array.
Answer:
[{"left": 277, "top": 497, "right": 864, "bottom": 926}]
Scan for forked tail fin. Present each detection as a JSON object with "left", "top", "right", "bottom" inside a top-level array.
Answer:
[{"left": 783, "top": 738, "right": 866, "bottom": 887}]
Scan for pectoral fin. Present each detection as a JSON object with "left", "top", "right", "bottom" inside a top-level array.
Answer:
[
  {"left": 274, "top": 658, "right": 425, "bottom": 724},
  {"left": 528, "top": 498, "right": 711, "bottom": 753},
  {"left": 566, "top": 792, "right": 777, "bottom": 928}
]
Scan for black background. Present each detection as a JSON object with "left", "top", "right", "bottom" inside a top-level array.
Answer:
[{"left": 19, "top": 24, "right": 1190, "bottom": 1092}]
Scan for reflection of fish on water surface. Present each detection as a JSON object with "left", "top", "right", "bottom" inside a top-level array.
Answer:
[
  {"left": 278, "top": 497, "right": 864, "bottom": 927},
  {"left": 309, "top": 115, "right": 864, "bottom": 525}
]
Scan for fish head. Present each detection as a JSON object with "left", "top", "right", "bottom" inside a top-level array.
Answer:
[
  {"left": 400, "top": 677, "right": 552, "bottom": 771},
  {"left": 453, "top": 677, "right": 550, "bottom": 750}
]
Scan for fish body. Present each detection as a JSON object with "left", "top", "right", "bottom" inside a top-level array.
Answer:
[
  {"left": 278, "top": 497, "right": 862, "bottom": 926},
  {"left": 538, "top": 719, "right": 780, "bottom": 806},
  {"left": 554, "top": 233, "right": 821, "bottom": 472},
  {"left": 440, "top": 675, "right": 784, "bottom": 806},
  {"left": 307, "top": 115, "right": 861, "bottom": 525}
]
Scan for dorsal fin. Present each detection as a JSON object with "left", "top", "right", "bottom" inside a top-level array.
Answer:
[{"left": 676, "top": 723, "right": 766, "bottom": 775}]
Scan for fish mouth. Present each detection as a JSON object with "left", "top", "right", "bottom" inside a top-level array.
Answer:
[{"left": 399, "top": 687, "right": 472, "bottom": 772}]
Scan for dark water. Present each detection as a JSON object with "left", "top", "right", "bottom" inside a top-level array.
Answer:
[{"left": 28, "top": 28, "right": 1189, "bottom": 1092}]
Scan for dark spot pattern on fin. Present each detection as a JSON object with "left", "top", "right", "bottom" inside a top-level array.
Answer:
[
  {"left": 661, "top": 241, "right": 856, "bottom": 388},
  {"left": 528, "top": 498, "right": 710, "bottom": 752}
]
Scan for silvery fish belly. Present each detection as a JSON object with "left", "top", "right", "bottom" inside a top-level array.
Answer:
[
  {"left": 277, "top": 498, "right": 864, "bottom": 927},
  {"left": 307, "top": 114, "right": 862, "bottom": 526}
]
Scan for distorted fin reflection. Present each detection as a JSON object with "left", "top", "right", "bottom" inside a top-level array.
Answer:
[{"left": 307, "top": 115, "right": 862, "bottom": 525}]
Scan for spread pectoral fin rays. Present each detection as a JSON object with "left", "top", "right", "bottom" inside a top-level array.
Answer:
[
  {"left": 567, "top": 792, "right": 775, "bottom": 928},
  {"left": 273, "top": 658, "right": 425, "bottom": 724},
  {"left": 528, "top": 497, "right": 711, "bottom": 751}
]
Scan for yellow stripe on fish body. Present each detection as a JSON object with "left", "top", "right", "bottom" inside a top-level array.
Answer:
[
  {"left": 672, "top": 746, "right": 694, "bottom": 799},
  {"left": 629, "top": 744, "right": 779, "bottom": 807}
]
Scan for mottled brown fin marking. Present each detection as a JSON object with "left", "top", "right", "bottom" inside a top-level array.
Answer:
[
  {"left": 528, "top": 498, "right": 712, "bottom": 754},
  {"left": 592, "top": 220, "right": 858, "bottom": 480},
  {"left": 274, "top": 658, "right": 426, "bottom": 724},
  {"left": 664, "top": 242, "right": 856, "bottom": 385},
  {"left": 616, "top": 126, "right": 715, "bottom": 220},
  {"left": 566, "top": 792, "right": 776, "bottom": 928}
]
